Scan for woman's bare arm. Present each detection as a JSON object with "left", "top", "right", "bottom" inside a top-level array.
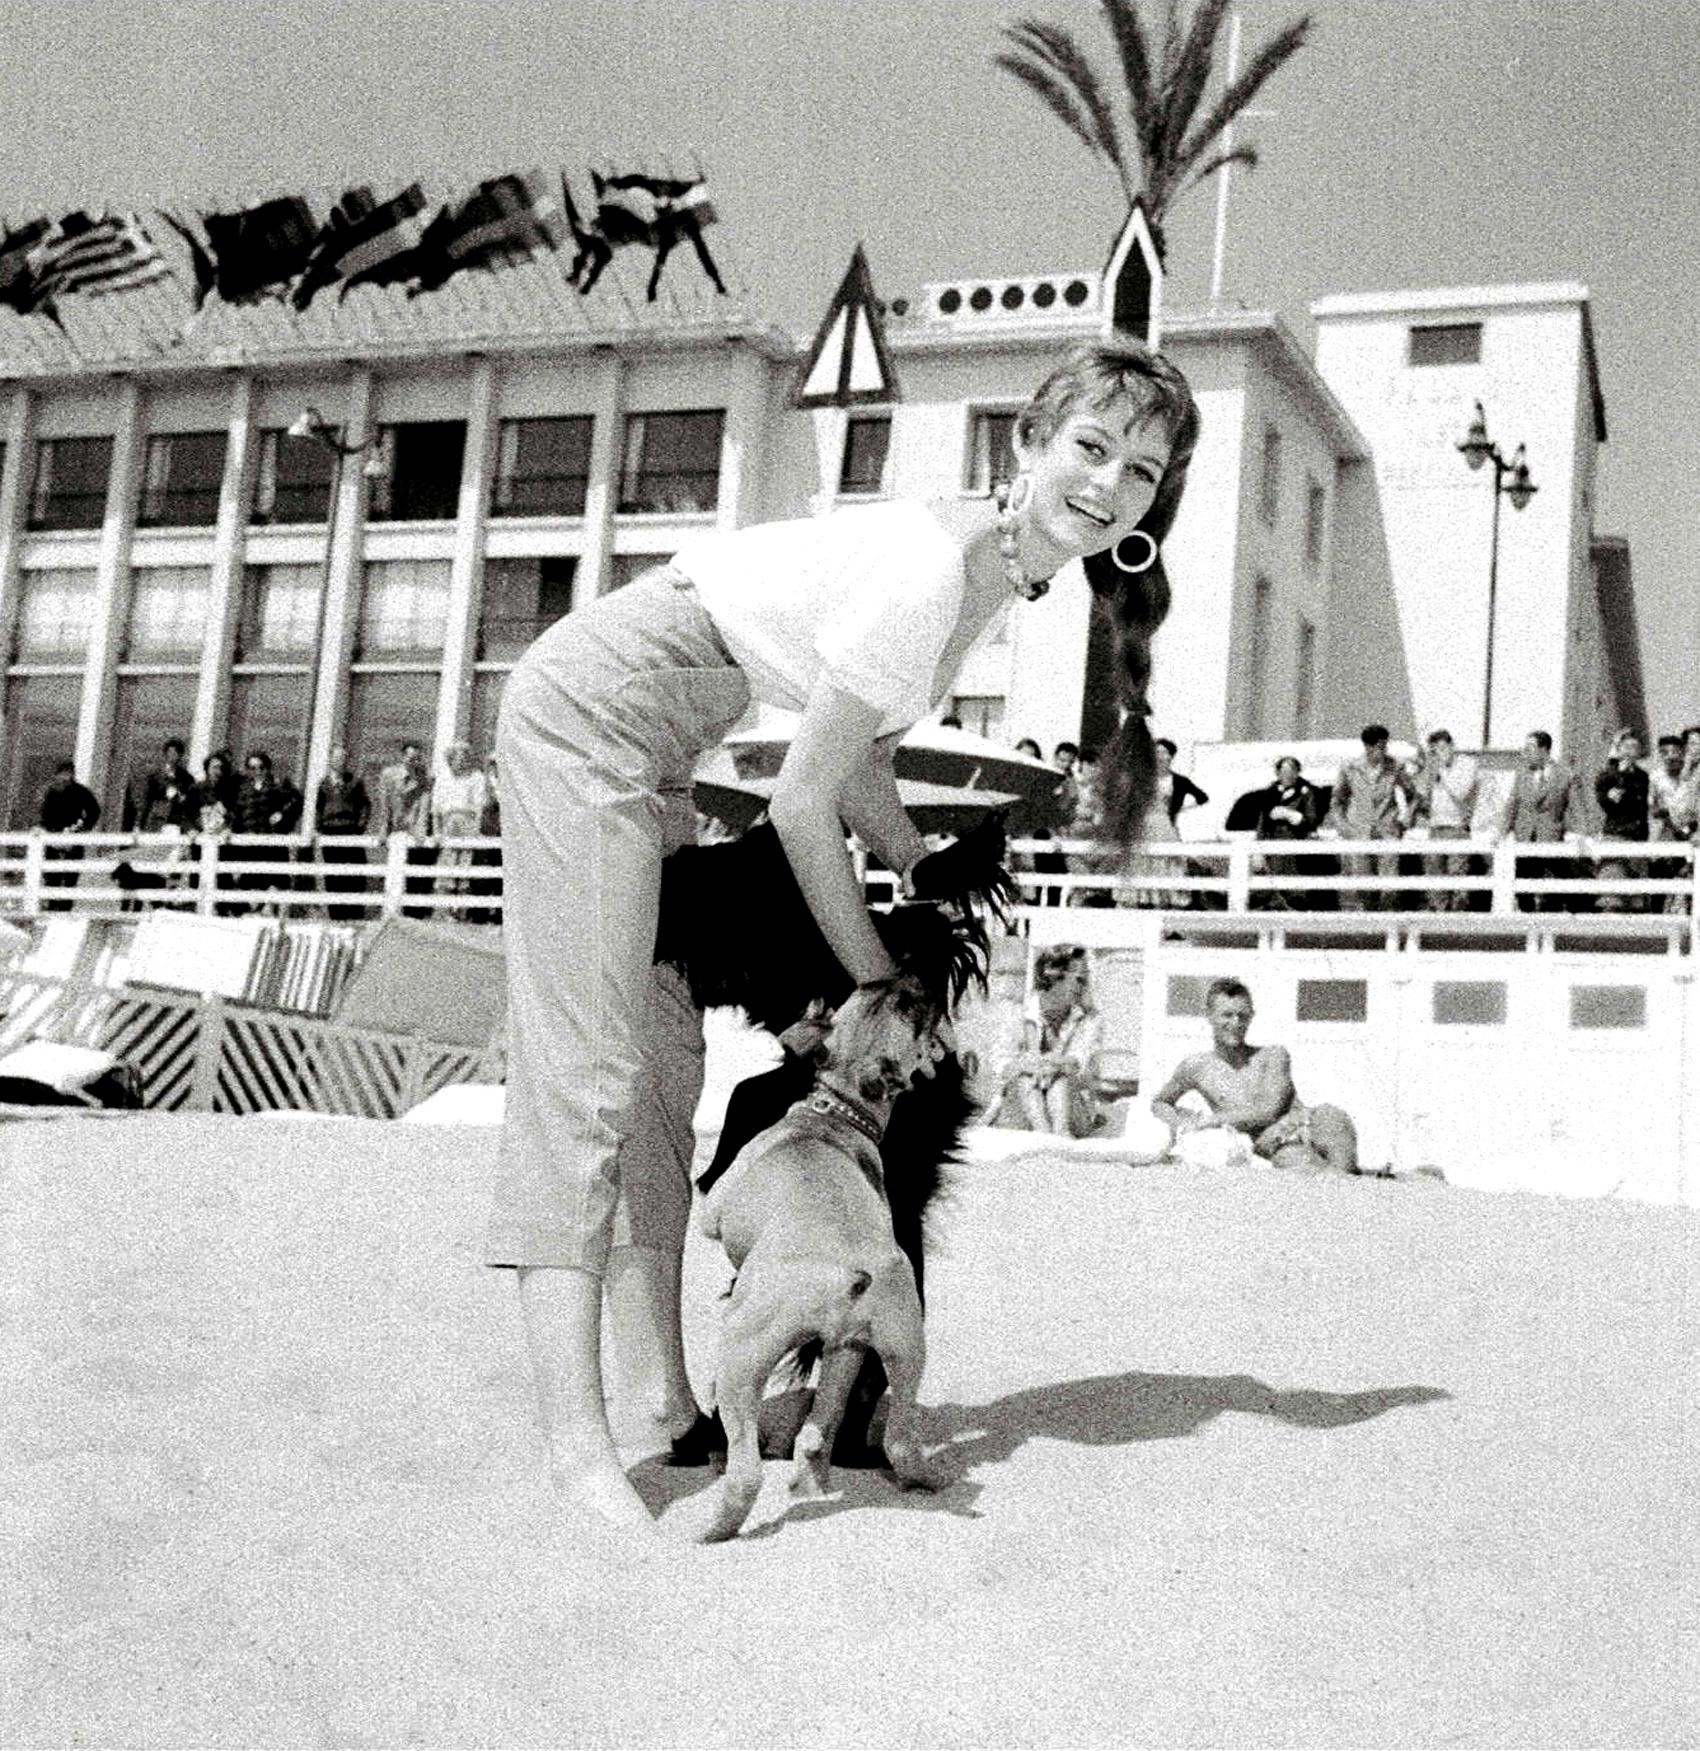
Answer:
[
  {"left": 768, "top": 682, "right": 901, "bottom": 987},
  {"left": 835, "top": 732, "right": 929, "bottom": 883}
]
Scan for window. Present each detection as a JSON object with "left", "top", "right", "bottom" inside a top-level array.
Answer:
[
  {"left": 618, "top": 410, "right": 724, "bottom": 514},
  {"left": 1294, "top": 617, "right": 1317, "bottom": 740},
  {"left": 839, "top": 414, "right": 892, "bottom": 496},
  {"left": 478, "top": 557, "right": 576, "bottom": 661},
  {"left": 367, "top": 421, "right": 467, "bottom": 522},
  {"left": 251, "top": 428, "right": 336, "bottom": 525},
  {"left": 1432, "top": 981, "right": 1507, "bottom": 1026},
  {"left": 124, "top": 566, "right": 210, "bottom": 661},
  {"left": 341, "top": 671, "right": 437, "bottom": 785},
  {"left": 1408, "top": 322, "right": 1482, "bottom": 367},
  {"left": 1568, "top": 985, "right": 1646, "bottom": 1030},
  {"left": 947, "top": 694, "right": 1004, "bottom": 741},
  {"left": 1245, "top": 576, "right": 1273, "bottom": 739},
  {"left": 1296, "top": 979, "right": 1368, "bottom": 1023},
  {"left": 0, "top": 674, "right": 82, "bottom": 828},
  {"left": 28, "top": 436, "right": 112, "bottom": 530},
  {"left": 236, "top": 564, "right": 321, "bottom": 661},
  {"left": 1304, "top": 479, "right": 1326, "bottom": 569},
  {"left": 1258, "top": 425, "right": 1281, "bottom": 527},
  {"left": 356, "top": 559, "right": 451, "bottom": 658},
  {"left": 13, "top": 567, "right": 96, "bottom": 661},
  {"left": 965, "top": 409, "right": 1019, "bottom": 495},
  {"left": 1164, "top": 975, "right": 1211, "bottom": 1018},
  {"left": 492, "top": 417, "right": 592, "bottom": 517},
  {"left": 109, "top": 674, "right": 200, "bottom": 823},
  {"left": 138, "top": 431, "right": 228, "bottom": 527},
  {"left": 225, "top": 672, "right": 311, "bottom": 788},
  {"left": 606, "top": 552, "right": 669, "bottom": 592}
]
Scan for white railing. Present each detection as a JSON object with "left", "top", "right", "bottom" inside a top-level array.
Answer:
[{"left": 2, "top": 830, "right": 1696, "bottom": 947}]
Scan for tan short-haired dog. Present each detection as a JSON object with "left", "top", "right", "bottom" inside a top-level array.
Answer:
[{"left": 690, "top": 975, "right": 951, "bottom": 1543}]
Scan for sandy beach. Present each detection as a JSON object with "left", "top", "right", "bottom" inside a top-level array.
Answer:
[{"left": 4, "top": 1095, "right": 1697, "bottom": 1748}]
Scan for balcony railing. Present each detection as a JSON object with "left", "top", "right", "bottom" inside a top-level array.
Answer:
[{"left": 1, "top": 833, "right": 1695, "bottom": 950}]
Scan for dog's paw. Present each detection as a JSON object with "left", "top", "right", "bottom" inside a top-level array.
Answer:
[
  {"left": 885, "top": 1440, "right": 956, "bottom": 1493},
  {"left": 788, "top": 1424, "right": 833, "bottom": 1498}
]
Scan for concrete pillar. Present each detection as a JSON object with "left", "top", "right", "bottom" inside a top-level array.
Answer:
[
  {"left": 303, "top": 371, "right": 374, "bottom": 803},
  {"left": 0, "top": 389, "right": 36, "bottom": 659},
  {"left": 578, "top": 350, "right": 625, "bottom": 599},
  {"left": 433, "top": 355, "right": 497, "bottom": 756},
  {"left": 75, "top": 378, "right": 144, "bottom": 792},
  {"left": 190, "top": 374, "right": 258, "bottom": 767},
  {"left": 717, "top": 344, "right": 768, "bottom": 529}
]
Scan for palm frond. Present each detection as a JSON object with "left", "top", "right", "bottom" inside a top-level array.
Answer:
[
  {"left": 1160, "top": 0, "right": 1185, "bottom": 84},
  {"left": 1161, "top": 0, "right": 1233, "bottom": 173},
  {"left": 1181, "top": 142, "right": 1258, "bottom": 195},
  {"left": 995, "top": 52, "right": 1115, "bottom": 169},
  {"left": 999, "top": 19, "right": 1127, "bottom": 173},
  {"left": 1095, "top": 0, "right": 1157, "bottom": 180},
  {"left": 1172, "top": 14, "right": 1312, "bottom": 184}
]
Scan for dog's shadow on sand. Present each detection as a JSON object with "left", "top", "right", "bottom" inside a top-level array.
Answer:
[{"left": 636, "top": 1371, "right": 1452, "bottom": 1535}]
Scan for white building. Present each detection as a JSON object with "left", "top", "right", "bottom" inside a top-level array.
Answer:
[{"left": 0, "top": 197, "right": 1640, "bottom": 830}]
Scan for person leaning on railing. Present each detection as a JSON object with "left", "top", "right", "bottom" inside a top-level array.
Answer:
[
  {"left": 1593, "top": 730, "right": 1651, "bottom": 914},
  {"left": 37, "top": 760, "right": 100, "bottom": 912},
  {"left": 314, "top": 744, "right": 371, "bottom": 923},
  {"left": 1407, "top": 730, "right": 1480, "bottom": 913}
]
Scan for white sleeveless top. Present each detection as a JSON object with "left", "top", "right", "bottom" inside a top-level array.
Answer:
[{"left": 671, "top": 501, "right": 972, "bottom": 736}]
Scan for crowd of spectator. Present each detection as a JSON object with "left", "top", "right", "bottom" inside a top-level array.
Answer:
[
  {"left": 1001, "top": 719, "right": 1700, "bottom": 914},
  {"left": 32, "top": 734, "right": 503, "bottom": 922}
]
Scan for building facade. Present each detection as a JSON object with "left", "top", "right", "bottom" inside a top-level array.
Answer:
[{"left": 0, "top": 224, "right": 1637, "bottom": 830}]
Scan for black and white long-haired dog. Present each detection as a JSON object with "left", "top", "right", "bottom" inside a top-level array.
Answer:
[{"left": 654, "top": 809, "right": 1013, "bottom": 1463}]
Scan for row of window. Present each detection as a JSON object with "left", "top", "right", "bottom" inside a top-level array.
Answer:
[
  {"left": 6, "top": 554, "right": 584, "bottom": 666},
  {"left": 16, "top": 411, "right": 726, "bottom": 532},
  {"left": 1167, "top": 973, "right": 1647, "bottom": 1030}
]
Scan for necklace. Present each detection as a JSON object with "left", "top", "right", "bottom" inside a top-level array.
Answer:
[{"left": 994, "top": 482, "right": 1051, "bottom": 602}]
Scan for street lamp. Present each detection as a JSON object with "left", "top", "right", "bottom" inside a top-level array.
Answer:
[
  {"left": 1457, "top": 400, "right": 1538, "bottom": 746},
  {"left": 286, "top": 407, "right": 388, "bottom": 806}
]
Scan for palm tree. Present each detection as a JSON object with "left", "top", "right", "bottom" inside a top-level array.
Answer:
[{"left": 995, "top": 0, "right": 1312, "bottom": 259}]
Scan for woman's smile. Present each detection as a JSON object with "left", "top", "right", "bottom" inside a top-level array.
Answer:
[{"left": 1017, "top": 397, "right": 1173, "bottom": 572}]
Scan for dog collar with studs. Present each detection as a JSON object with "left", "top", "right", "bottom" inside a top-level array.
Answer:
[{"left": 804, "top": 1084, "right": 886, "bottom": 1150}]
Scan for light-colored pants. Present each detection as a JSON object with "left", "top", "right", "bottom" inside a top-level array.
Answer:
[
  {"left": 1340, "top": 846, "right": 1401, "bottom": 910},
  {"left": 484, "top": 571, "right": 751, "bottom": 1277}
]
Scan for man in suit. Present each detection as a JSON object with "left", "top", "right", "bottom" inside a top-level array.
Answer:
[{"left": 1504, "top": 729, "right": 1582, "bottom": 912}]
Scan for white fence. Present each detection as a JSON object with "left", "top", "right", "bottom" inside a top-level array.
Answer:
[{"left": 2, "top": 830, "right": 1695, "bottom": 935}]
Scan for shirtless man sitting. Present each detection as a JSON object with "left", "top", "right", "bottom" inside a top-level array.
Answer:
[{"left": 1149, "top": 976, "right": 1361, "bottom": 1175}]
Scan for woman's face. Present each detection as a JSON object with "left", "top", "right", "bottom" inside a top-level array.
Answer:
[{"left": 1014, "top": 394, "right": 1172, "bottom": 571}]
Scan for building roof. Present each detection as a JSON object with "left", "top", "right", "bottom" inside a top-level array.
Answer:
[
  {"left": 1310, "top": 281, "right": 1607, "bottom": 443},
  {"left": 0, "top": 180, "right": 793, "bottom": 382}
]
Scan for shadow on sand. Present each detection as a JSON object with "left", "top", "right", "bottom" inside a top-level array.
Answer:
[{"left": 639, "top": 1369, "right": 1452, "bottom": 1536}]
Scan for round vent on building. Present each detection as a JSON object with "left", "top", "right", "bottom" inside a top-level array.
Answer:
[
  {"left": 1032, "top": 281, "right": 1057, "bottom": 308},
  {"left": 937, "top": 286, "right": 962, "bottom": 314},
  {"left": 1001, "top": 283, "right": 1024, "bottom": 310},
  {"left": 1063, "top": 279, "right": 1090, "bottom": 307},
  {"left": 969, "top": 285, "right": 994, "bottom": 311}
]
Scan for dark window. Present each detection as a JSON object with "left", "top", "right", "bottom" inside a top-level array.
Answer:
[
  {"left": 966, "top": 410, "right": 1018, "bottom": 494},
  {"left": 1408, "top": 322, "right": 1482, "bottom": 367},
  {"left": 109, "top": 673, "right": 200, "bottom": 824},
  {"left": 618, "top": 410, "right": 724, "bottom": 515},
  {"left": 251, "top": 428, "right": 336, "bottom": 525},
  {"left": 1568, "top": 985, "right": 1646, "bottom": 1030},
  {"left": 0, "top": 673, "right": 82, "bottom": 829},
  {"left": 478, "top": 557, "right": 577, "bottom": 660},
  {"left": 367, "top": 421, "right": 467, "bottom": 522},
  {"left": 1296, "top": 979, "right": 1368, "bottom": 1023},
  {"left": 1294, "top": 617, "right": 1317, "bottom": 741},
  {"left": 492, "top": 417, "right": 592, "bottom": 517},
  {"left": 225, "top": 671, "right": 311, "bottom": 790},
  {"left": 28, "top": 436, "right": 112, "bottom": 531},
  {"left": 1258, "top": 425, "right": 1281, "bottom": 527},
  {"left": 947, "top": 694, "right": 1004, "bottom": 741},
  {"left": 1432, "top": 981, "right": 1507, "bottom": 1026},
  {"left": 1304, "top": 479, "right": 1326, "bottom": 569},
  {"left": 138, "top": 431, "right": 228, "bottom": 527},
  {"left": 839, "top": 415, "right": 891, "bottom": 496}
]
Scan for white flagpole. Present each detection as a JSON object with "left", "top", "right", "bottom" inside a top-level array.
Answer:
[{"left": 1208, "top": 7, "right": 1244, "bottom": 307}]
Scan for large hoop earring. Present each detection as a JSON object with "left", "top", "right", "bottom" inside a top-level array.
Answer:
[
  {"left": 1111, "top": 530, "right": 1159, "bottom": 574},
  {"left": 999, "top": 471, "right": 1033, "bottom": 516}
]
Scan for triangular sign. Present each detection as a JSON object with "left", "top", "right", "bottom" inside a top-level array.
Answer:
[
  {"left": 790, "top": 245, "right": 900, "bottom": 408},
  {"left": 1102, "top": 199, "right": 1163, "bottom": 346}
]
